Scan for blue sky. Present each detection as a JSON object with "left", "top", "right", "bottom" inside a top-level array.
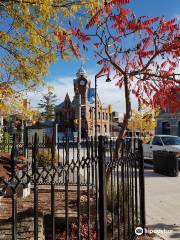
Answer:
[{"left": 30, "top": 0, "right": 180, "bottom": 113}]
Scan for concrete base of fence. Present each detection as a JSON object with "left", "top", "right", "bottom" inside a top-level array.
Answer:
[{"left": 0, "top": 217, "right": 44, "bottom": 240}]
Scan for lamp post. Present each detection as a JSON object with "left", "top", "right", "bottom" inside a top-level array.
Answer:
[
  {"left": 78, "top": 94, "right": 81, "bottom": 145},
  {"left": 108, "top": 104, "right": 112, "bottom": 137},
  {"left": 94, "top": 74, "right": 111, "bottom": 155}
]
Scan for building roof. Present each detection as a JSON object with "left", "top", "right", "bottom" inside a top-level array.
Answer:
[
  {"left": 64, "top": 93, "right": 71, "bottom": 103},
  {"left": 55, "top": 101, "right": 65, "bottom": 110}
]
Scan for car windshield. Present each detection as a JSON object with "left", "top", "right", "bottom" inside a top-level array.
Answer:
[{"left": 161, "top": 136, "right": 180, "bottom": 145}]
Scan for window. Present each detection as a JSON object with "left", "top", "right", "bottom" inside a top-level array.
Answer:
[
  {"left": 152, "top": 136, "right": 163, "bottom": 146},
  {"left": 98, "top": 125, "right": 100, "bottom": 133},
  {"left": 81, "top": 108, "right": 85, "bottom": 119},
  {"left": 98, "top": 112, "right": 101, "bottom": 120},
  {"left": 161, "top": 136, "right": 180, "bottom": 145},
  {"left": 178, "top": 122, "right": 180, "bottom": 137},
  {"left": 106, "top": 113, "right": 108, "bottom": 120},
  {"left": 104, "top": 124, "right": 107, "bottom": 132},
  {"left": 89, "top": 108, "right": 92, "bottom": 119},
  {"left": 81, "top": 112, "right": 85, "bottom": 118},
  {"left": 162, "top": 122, "right": 170, "bottom": 135}
]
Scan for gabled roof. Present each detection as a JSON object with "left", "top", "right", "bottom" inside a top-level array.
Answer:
[{"left": 64, "top": 93, "right": 71, "bottom": 103}]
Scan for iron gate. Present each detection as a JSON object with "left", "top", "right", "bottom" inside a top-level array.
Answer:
[{"left": 0, "top": 134, "right": 145, "bottom": 240}]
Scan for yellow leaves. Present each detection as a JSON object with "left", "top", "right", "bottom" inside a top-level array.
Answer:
[
  {"left": 63, "top": 8, "right": 69, "bottom": 17},
  {"left": 0, "top": 87, "right": 21, "bottom": 115},
  {"left": 30, "top": 34, "right": 39, "bottom": 46},
  {"left": 79, "top": 17, "right": 83, "bottom": 27},
  {"left": 0, "top": 32, "right": 10, "bottom": 43},
  {"left": 0, "top": 83, "right": 15, "bottom": 99},
  {"left": 128, "top": 106, "right": 159, "bottom": 142},
  {"left": 0, "top": 0, "right": 103, "bottom": 104},
  {"left": 48, "top": 86, "right": 54, "bottom": 92},
  {"left": 0, "top": 86, "right": 38, "bottom": 121},
  {"left": 71, "top": 4, "right": 80, "bottom": 13}
]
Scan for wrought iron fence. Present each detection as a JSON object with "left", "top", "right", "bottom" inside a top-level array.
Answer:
[{"left": 0, "top": 134, "right": 145, "bottom": 240}]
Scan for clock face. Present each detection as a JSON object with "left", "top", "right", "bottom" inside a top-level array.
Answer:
[{"left": 79, "top": 79, "right": 86, "bottom": 86}]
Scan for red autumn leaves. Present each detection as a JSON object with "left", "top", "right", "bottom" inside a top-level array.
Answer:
[{"left": 55, "top": 0, "right": 180, "bottom": 111}]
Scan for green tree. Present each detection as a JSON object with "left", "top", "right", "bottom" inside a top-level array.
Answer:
[{"left": 38, "top": 91, "right": 57, "bottom": 121}]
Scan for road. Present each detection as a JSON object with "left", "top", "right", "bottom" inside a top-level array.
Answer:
[{"left": 145, "top": 166, "right": 180, "bottom": 240}]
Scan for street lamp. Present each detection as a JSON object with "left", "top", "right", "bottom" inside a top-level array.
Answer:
[{"left": 94, "top": 74, "right": 111, "bottom": 154}]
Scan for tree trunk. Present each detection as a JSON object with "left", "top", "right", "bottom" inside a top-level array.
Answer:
[{"left": 114, "top": 76, "right": 131, "bottom": 159}]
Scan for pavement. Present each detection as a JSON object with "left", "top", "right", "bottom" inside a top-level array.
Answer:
[{"left": 145, "top": 166, "right": 180, "bottom": 240}]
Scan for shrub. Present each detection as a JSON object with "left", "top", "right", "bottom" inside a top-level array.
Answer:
[
  {"left": 38, "top": 149, "right": 59, "bottom": 167},
  {"left": 0, "top": 131, "right": 12, "bottom": 153},
  {"left": 106, "top": 179, "right": 133, "bottom": 224}
]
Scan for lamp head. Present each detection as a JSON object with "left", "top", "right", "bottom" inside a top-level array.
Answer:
[{"left": 106, "top": 77, "right": 111, "bottom": 82}]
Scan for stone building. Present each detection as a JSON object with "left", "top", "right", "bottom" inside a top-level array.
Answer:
[
  {"left": 156, "top": 111, "right": 180, "bottom": 136},
  {"left": 55, "top": 67, "right": 110, "bottom": 138},
  {"left": 156, "top": 94, "right": 180, "bottom": 136}
]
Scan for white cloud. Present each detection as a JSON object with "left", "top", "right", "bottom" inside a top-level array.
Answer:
[{"left": 27, "top": 70, "right": 138, "bottom": 114}]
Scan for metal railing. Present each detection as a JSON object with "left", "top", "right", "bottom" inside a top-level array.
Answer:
[{"left": 0, "top": 134, "right": 145, "bottom": 240}]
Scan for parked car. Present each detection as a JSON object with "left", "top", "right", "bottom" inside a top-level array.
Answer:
[{"left": 143, "top": 135, "right": 180, "bottom": 160}]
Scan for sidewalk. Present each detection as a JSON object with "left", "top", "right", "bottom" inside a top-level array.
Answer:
[{"left": 145, "top": 168, "right": 180, "bottom": 240}]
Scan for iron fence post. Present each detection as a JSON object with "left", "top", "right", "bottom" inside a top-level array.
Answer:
[
  {"left": 51, "top": 126, "right": 56, "bottom": 240},
  {"left": 98, "top": 136, "right": 107, "bottom": 240},
  {"left": 11, "top": 134, "right": 18, "bottom": 240},
  {"left": 138, "top": 139, "right": 146, "bottom": 233},
  {"left": 23, "top": 126, "right": 28, "bottom": 158},
  {"left": 32, "top": 133, "right": 39, "bottom": 240}
]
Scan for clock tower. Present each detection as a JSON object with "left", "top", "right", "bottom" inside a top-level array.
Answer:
[{"left": 74, "top": 67, "right": 90, "bottom": 105}]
